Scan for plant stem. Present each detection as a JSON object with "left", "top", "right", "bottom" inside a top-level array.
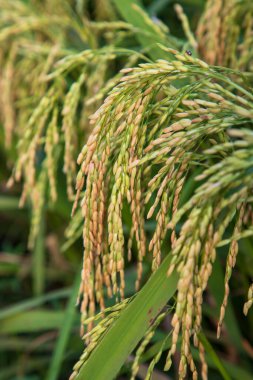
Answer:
[{"left": 46, "top": 270, "right": 81, "bottom": 380}]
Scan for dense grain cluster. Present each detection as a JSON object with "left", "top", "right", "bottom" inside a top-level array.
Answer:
[
  {"left": 0, "top": 0, "right": 139, "bottom": 247},
  {"left": 197, "top": 0, "right": 253, "bottom": 69},
  {"left": 1, "top": 1, "right": 253, "bottom": 378},
  {"left": 73, "top": 48, "right": 253, "bottom": 379}
]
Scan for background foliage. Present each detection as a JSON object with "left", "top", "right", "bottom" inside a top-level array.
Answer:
[{"left": 0, "top": 1, "right": 253, "bottom": 379}]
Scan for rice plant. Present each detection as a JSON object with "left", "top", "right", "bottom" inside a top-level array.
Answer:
[
  {"left": 0, "top": 0, "right": 140, "bottom": 248},
  {"left": 0, "top": 1, "right": 253, "bottom": 380},
  {"left": 72, "top": 47, "right": 253, "bottom": 380}
]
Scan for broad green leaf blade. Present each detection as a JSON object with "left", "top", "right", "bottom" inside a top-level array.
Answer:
[{"left": 76, "top": 254, "right": 178, "bottom": 380}]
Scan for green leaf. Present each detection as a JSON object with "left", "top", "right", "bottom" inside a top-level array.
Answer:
[
  {"left": 209, "top": 258, "right": 243, "bottom": 352},
  {"left": 148, "top": 0, "right": 172, "bottom": 15},
  {"left": 142, "top": 335, "right": 252, "bottom": 380},
  {"left": 113, "top": 0, "right": 176, "bottom": 60},
  {"left": 0, "top": 288, "right": 70, "bottom": 320},
  {"left": 0, "top": 196, "right": 20, "bottom": 210},
  {"left": 199, "top": 333, "right": 231, "bottom": 380},
  {"left": 192, "top": 348, "right": 253, "bottom": 380},
  {"left": 46, "top": 271, "right": 81, "bottom": 380},
  {"left": 32, "top": 207, "right": 46, "bottom": 296},
  {"left": 75, "top": 254, "right": 178, "bottom": 380},
  {"left": 0, "top": 310, "right": 71, "bottom": 334}
]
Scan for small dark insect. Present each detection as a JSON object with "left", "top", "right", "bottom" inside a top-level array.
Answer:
[{"left": 186, "top": 50, "right": 192, "bottom": 56}]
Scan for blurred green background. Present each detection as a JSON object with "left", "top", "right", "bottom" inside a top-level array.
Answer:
[{"left": 1, "top": 1, "right": 253, "bottom": 379}]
